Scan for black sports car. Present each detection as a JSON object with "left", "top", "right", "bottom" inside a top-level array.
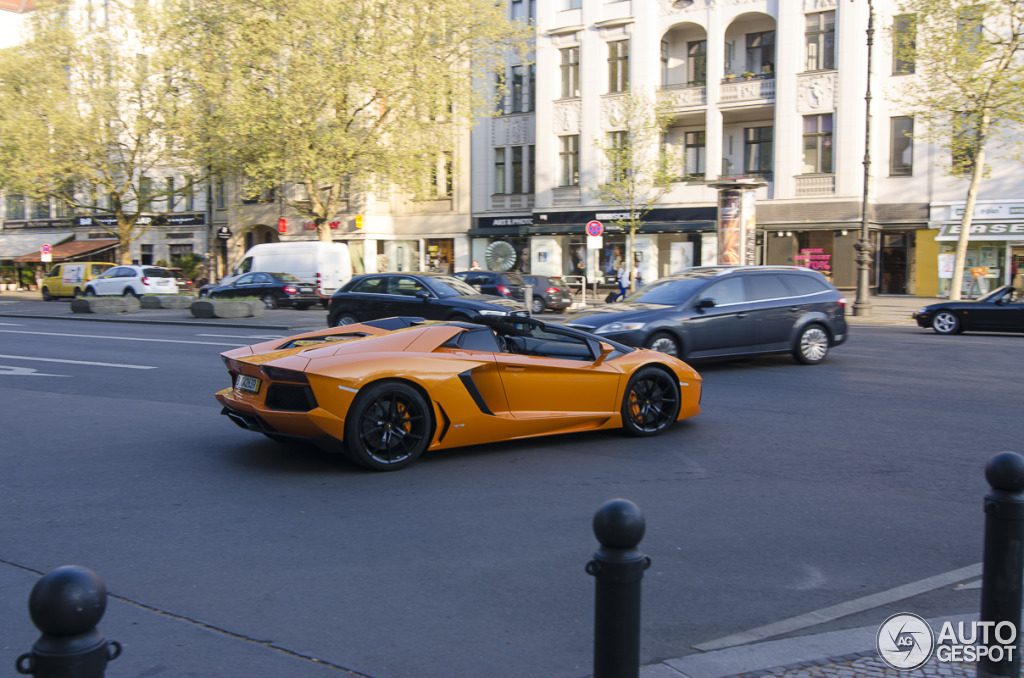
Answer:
[
  {"left": 327, "top": 272, "right": 525, "bottom": 326},
  {"left": 199, "top": 272, "right": 321, "bottom": 309},
  {"left": 912, "top": 285, "right": 1024, "bottom": 334}
]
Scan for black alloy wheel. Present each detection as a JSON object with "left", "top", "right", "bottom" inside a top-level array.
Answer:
[
  {"left": 620, "top": 366, "right": 681, "bottom": 436},
  {"left": 343, "top": 381, "right": 433, "bottom": 471}
]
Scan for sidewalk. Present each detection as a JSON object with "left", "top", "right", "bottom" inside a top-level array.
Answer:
[{"left": 0, "top": 289, "right": 936, "bottom": 330}]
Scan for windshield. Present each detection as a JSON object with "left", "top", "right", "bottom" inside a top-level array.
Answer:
[
  {"left": 621, "top": 278, "right": 709, "bottom": 306},
  {"left": 424, "top": 275, "right": 482, "bottom": 297}
]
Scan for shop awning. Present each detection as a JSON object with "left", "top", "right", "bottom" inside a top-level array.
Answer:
[
  {"left": 0, "top": 232, "right": 73, "bottom": 260},
  {"left": 12, "top": 238, "right": 118, "bottom": 263}
]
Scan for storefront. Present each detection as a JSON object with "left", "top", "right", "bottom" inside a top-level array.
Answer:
[
  {"left": 763, "top": 226, "right": 868, "bottom": 291},
  {"left": 931, "top": 201, "right": 1024, "bottom": 297}
]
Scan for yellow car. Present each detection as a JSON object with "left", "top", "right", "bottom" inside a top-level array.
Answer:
[
  {"left": 41, "top": 262, "right": 114, "bottom": 300},
  {"left": 216, "top": 315, "right": 702, "bottom": 471}
]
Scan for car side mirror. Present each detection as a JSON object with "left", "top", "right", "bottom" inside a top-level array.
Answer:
[
  {"left": 696, "top": 298, "right": 715, "bottom": 310},
  {"left": 593, "top": 342, "right": 615, "bottom": 366},
  {"left": 415, "top": 291, "right": 431, "bottom": 300}
]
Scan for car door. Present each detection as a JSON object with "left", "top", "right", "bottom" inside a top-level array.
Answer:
[
  {"left": 386, "top": 276, "right": 436, "bottom": 318},
  {"left": 973, "top": 288, "right": 1024, "bottom": 331},
  {"left": 682, "top": 276, "right": 757, "bottom": 356},
  {"left": 223, "top": 273, "right": 257, "bottom": 299},
  {"left": 341, "top": 275, "right": 396, "bottom": 320},
  {"left": 494, "top": 327, "right": 620, "bottom": 419},
  {"left": 91, "top": 267, "right": 122, "bottom": 295},
  {"left": 744, "top": 273, "right": 801, "bottom": 350},
  {"left": 249, "top": 272, "right": 276, "bottom": 299}
]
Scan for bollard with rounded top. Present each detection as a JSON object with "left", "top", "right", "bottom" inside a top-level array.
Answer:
[
  {"left": 977, "top": 452, "right": 1024, "bottom": 678},
  {"left": 587, "top": 499, "right": 651, "bottom": 678},
  {"left": 16, "top": 565, "right": 121, "bottom": 678}
]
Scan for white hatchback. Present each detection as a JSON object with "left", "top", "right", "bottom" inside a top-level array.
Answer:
[{"left": 83, "top": 265, "right": 179, "bottom": 297}]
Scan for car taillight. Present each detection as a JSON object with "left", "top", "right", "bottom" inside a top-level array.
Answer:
[
  {"left": 140, "top": 277, "right": 149, "bottom": 285},
  {"left": 283, "top": 285, "right": 298, "bottom": 294},
  {"left": 546, "top": 287, "right": 559, "bottom": 294},
  {"left": 316, "top": 272, "right": 322, "bottom": 295},
  {"left": 260, "top": 365, "right": 309, "bottom": 383},
  {"left": 838, "top": 297, "right": 848, "bottom": 309},
  {"left": 497, "top": 285, "right": 511, "bottom": 297}
]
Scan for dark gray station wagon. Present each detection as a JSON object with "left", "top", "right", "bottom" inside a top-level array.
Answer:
[{"left": 563, "top": 266, "right": 848, "bottom": 364}]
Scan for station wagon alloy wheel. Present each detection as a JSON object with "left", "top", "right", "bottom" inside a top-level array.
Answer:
[
  {"left": 794, "top": 325, "right": 829, "bottom": 365},
  {"left": 621, "top": 367, "right": 681, "bottom": 436}
]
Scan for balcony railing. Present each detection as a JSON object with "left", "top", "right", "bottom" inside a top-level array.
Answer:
[
  {"left": 794, "top": 173, "right": 835, "bottom": 196},
  {"left": 720, "top": 76, "right": 775, "bottom": 104},
  {"left": 658, "top": 84, "right": 707, "bottom": 109}
]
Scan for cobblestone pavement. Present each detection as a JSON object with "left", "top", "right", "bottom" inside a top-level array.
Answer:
[{"left": 729, "top": 654, "right": 975, "bottom": 678}]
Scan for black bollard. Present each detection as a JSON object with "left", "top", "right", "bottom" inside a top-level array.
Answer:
[
  {"left": 586, "top": 499, "right": 651, "bottom": 678},
  {"left": 16, "top": 565, "right": 121, "bottom": 678},
  {"left": 977, "top": 452, "right": 1024, "bottom": 678}
]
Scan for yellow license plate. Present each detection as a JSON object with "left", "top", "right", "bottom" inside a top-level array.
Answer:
[{"left": 235, "top": 374, "right": 261, "bottom": 394}]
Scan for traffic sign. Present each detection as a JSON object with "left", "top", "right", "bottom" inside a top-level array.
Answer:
[
  {"left": 40, "top": 243, "right": 52, "bottom": 263},
  {"left": 586, "top": 220, "right": 604, "bottom": 237}
]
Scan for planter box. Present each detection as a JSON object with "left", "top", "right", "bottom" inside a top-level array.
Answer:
[
  {"left": 189, "top": 299, "right": 265, "bottom": 319},
  {"left": 71, "top": 297, "right": 141, "bottom": 314},
  {"left": 140, "top": 295, "right": 196, "bottom": 309}
]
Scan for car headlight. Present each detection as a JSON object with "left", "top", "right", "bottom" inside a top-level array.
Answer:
[
  {"left": 915, "top": 307, "right": 929, "bottom": 315},
  {"left": 476, "top": 309, "right": 508, "bottom": 316},
  {"left": 594, "top": 321, "right": 646, "bottom": 334}
]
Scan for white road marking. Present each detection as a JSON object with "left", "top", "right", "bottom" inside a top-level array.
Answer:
[
  {"left": 0, "top": 354, "right": 156, "bottom": 370},
  {"left": 694, "top": 562, "right": 983, "bottom": 651},
  {"left": 0, "top": 322, "right": 25, "bottom": 325},
  {"left": 196, "top": 333, "right": 284, "bottom": 340},
  {"left": 0, "top": 365, "right": 69, "bottom": 377},
  {"left": 0, "top": 328, "right": 246, "bottom": 347}
]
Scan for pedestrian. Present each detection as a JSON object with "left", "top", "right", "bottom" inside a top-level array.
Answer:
[
  {"left": 615, "top": 263, "right": 629, "bottom": 301},
  {"left": 470, "top": 260, "right": 482, "bottom": 270}
]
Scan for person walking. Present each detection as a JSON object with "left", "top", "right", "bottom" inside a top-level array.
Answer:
[{"left": 615, "top": 263, "right": 629, "bottom": 301}]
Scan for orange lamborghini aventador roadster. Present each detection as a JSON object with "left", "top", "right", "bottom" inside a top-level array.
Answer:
[{"left": 216, "top": 315, "right": 702, "bottom": 471}]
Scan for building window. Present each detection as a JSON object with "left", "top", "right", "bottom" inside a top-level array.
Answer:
[
  {"left": 607, "top": 130, "right": 629, "bottom": 182},
  {"left": 5, "top": 193, "right": 24, "bottom": 220},
  {"left": 494, "top": 148, "right": 506, "bottom": 195},
  {"left": 802, "top": 114, "right": 833, "bottom": 174},
  {"left": 564, "top": 0, "right": 581, "bottom": 9},
  {"left": 138, "top": 175, "right": 153, "bottom": 208},
  {"left": 527, "top": 144, "right": 535, "bottom": 193},
  {"left": 952, "top": 112, "right": 979, "bottom": 175},
  {"left": 511, "top": 146, "right": 525, "bottom": 193},
  {"left": 608, "top": 40, "right": 629, "bottom": 93},
  {"left": 527, "top": 64, "right": 536, "bottom": 112},
  {"left": 561, "top": 47, "right": 579, "bottom": 98},
  {"left": 744, "top": 126, "right": 773, "bottom": 178},
  {"left": 165, "top": 176, "right": 175, "bottom": 211},
  {"left": 511, "top": 65, "right": 525, "bottom": 113},
  {"left": 559, "top": 135, "right": 579, "bottom": 187},
  {"left": 688, "top": 40, "right": 707, "bottom": 86},
  {"left": 892, "top": 14, "right": 915, "bottom": 74},
  {"left": 215, "top": 178, "right": 226, "bottom": 209},
  {"left": 31, "top": 197, "right": 50, "bottom": 219},
  {"left": 182, "top": 177, "right": 194, "bottom": 212},
  {"left": 746, "top": 31, "right": 775, "bottom": 75},
  {"left": 805, "top": 11, "right": 835, "bottom": 71},
  {"left": 890, "top": 117, "right": 914, "bottom": 176},
  {"left": 685, "top": 131, "right": 706, "bottom": 179}
]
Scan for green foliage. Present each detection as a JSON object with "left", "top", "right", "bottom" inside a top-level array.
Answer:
[{"left": 164, "top": 0, "right": 530, "bottom": 240}]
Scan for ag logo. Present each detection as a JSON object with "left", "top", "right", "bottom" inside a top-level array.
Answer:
[{"left": 877, "top": 613, "right": 935, "bottom": 670}]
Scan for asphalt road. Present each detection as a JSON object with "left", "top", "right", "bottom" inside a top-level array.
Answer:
[{"left": 1, "top": 317, "right": 1020, "bottom": 678}]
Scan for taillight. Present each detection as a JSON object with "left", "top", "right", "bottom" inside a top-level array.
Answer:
[
  {"left": 283, "top": 285, "right": 298, "bottom": 294},
  {"left": 315, "top": 272, "right": 322, "bottom": 295},
  {"left": 546, "top": 287, "right": 559, "bottom": 294},
  {"left": 260, "top": 365, "right": 309, "bottom": 383},
  {"left": 838, "top": 297, "right": 848, "bottom": 309},
  {"left": 140, "top": 277, "right": 149, "bottom": 285},
  {"left": 497, "top": 285, "right": 511, "bottom": 297}
]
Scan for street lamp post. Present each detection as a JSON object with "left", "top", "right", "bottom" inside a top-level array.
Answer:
[{"left": 853, "top": 0, "right": 875, "bottom": 316}]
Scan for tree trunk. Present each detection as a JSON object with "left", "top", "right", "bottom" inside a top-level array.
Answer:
[{"left": 949, "top": 113, "right": 990, "bottom": 301}]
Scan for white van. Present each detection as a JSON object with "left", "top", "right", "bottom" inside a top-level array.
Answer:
[{"left": 234, "top": 242, "right": 353, "bottom": 300}]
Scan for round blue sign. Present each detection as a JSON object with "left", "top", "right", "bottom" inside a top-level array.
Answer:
[{"left": 586, "top": 220, "right": 603, "bottom": 236}]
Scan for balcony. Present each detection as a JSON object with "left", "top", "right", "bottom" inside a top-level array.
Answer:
[
  {"left": 659, "top": 84, "right": 707, "bottom": 112},
  {"left": 794, "top": 174, "right": 835, "bottom": 197},
  {"left": 720, "top": 76, "right": 775, "bottom": 105}
]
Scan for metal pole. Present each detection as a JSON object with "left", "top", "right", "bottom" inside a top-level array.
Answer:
[
  {"left": 586, "top": 499, "right": 651, "bottom": 678},
  {"left": 16, "top": 566, "right": 121, "bottom": 678},
  {"left": 977, "top": 452, "right": 1024, "bottom": 678},
  {"left": 853, "top": 0, "right": 875, "bottom": 316}
]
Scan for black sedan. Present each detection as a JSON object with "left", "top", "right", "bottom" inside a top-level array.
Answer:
[
  {"left": 326, "top": 272, "right": 526, "bottom": 326},
  {"left": 521, "top": 275, "right": 574, "bottom": 314},
  {"left": 913, "top": 285, "right": 1024, "bottom": 334},
  {"left": 199, "top": 272, "right": 321, "bottom": 309},
  {"left": 452, "top": 270, "right": 528, "bottom": 302}
]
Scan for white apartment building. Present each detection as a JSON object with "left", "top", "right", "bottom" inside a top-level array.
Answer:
[{"left": 470, "top": 0, "right": 1024, "bottom": 297}]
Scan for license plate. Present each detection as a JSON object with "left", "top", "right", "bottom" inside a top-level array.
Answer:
[
  {"left": 299, "top": 287, "right": 313, "bottom": 293},
  {"left": 235, "top": 374, "right": 261, "bottom": 394}
]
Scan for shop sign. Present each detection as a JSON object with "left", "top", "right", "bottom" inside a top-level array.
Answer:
[
  {"left": 936, "top": 222, "right": 1024, "bottom": 240},
  {"left": 794, "top": 248, "right": 831, "bottom": 272}
]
